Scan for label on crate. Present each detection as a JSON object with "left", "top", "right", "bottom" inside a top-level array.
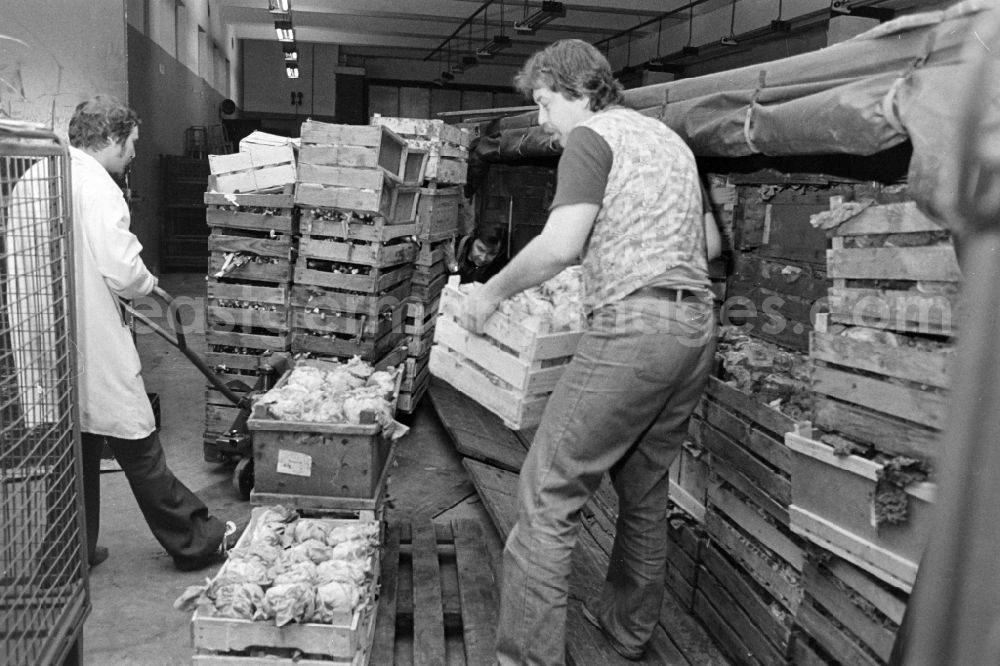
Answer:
[{"left": 276, "top": 449, "right": 313, "bottom": 477}]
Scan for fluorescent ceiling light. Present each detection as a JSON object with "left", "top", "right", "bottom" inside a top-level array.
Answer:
[
  {"left": 275, "top": 21, "right": 295, "bottom": 42},
  {"left": 476, "top": 34, "right": 512, "bottom": 58},
  {"left": 269, "top": 0, "right": 291, "bottom": 13},
  {"left": 514, "top": 1, "right": 565, "bottom": 35},
  {"left": 286, "top": 63, "right": 299, "bottom": 79}
]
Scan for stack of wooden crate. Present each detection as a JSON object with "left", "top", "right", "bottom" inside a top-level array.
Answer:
[
  {"left": 781, "top": 199, "right": 956, "bottom": 665},
  {"left": 370, "top": 115, "right": 472, "bottom": 412},
  {"left": 202, "top": 185, "right": 298, "bottom": 452},
  {"left": 680, "top": 371, "right": 813, "bottom": 665},
  {"left": 290, "top": 120, "right": 419, "bottom": 367}
]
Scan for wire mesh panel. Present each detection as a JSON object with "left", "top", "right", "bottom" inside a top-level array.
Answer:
[{"left": 0, "top": 120, "right": 87, "bottom": 666}]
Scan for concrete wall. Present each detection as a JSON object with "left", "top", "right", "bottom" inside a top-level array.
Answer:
[
  {"left": 242, "top": 40, "right": 338, "bottom": 117},
  {"left": 126, "top": 24, "right": 226, "bottom": 271},
  {"left": 0, "top": 0, "right": 126, "bottom": 131}
]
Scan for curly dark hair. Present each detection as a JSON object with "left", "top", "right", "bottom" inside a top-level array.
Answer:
[
  {"left": 513, "top": 39, "right": 624, "bottom": 112},
  {"left": 68, "top": 95, "right": 140, "bottom": 150}
]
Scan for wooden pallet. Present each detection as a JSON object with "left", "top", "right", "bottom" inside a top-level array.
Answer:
[{"left": 370, "top": 519, "right": 499, "bottom": 666}]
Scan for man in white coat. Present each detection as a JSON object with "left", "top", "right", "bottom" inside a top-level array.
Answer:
[{"left": 68, "top": 95, "right": 238, "bottom": 570}]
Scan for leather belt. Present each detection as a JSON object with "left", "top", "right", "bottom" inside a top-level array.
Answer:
[{"left": 625, "top": 286, "right": 701, "bottom": 302}]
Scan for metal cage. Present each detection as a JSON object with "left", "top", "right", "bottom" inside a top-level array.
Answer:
[{"left": 0, "top": 120, "right": 87, "bottom": 666}]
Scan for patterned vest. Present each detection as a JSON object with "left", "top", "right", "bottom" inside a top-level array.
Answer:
[{"left": 578, "top": 107, "right": 709, "bottom": 312}]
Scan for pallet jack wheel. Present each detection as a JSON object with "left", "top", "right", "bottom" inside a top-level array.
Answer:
[{"left": 233, "top": 457, "right": 254, "bottom": 500}]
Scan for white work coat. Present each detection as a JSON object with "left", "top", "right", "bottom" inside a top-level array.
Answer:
[{"left": 71, "top": 147, "right": 157, "bottom": 439}]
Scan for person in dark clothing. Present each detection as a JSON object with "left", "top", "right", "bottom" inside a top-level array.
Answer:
[{"left": 455, "top": 224, "right": 507, "bottom": 284}]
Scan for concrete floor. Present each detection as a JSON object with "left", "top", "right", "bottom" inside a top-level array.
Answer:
[{"left": 81, "top": 272, "right": 502, "bottom": 665}]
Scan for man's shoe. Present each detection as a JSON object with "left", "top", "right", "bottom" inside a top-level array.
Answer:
[
  {"left": 89, "top": 546, "right": 109, "bottom": 569},
  {"left": 174, "top": 517, "right": 250, "bottom": 572},
  {"left": 581, "top": 604, "right": 645, "bottom": 661}
]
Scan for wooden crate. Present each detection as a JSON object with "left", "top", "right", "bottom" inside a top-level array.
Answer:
[
  {"left": 809, "top": 320, "right": 952, "bottom": 461},
  {"left": 298, "top": 236, "right": 416, "bottom": 270},
  {"left": 191, "top": 508, "right": 379, "bottom": 664},
  {"left": 247, "top": 358, "right": 401, "bottom": 510},
  {"left": 294, "top": 259, "right": 413, "bottom": 293},
  {"left": 428, "top": 278, "right": 582, "bottom": 430},
  {"left": 697, "top": 541, "right": 799, "bottom": 665},
  {"left": 300, "top": 209, "right": 417, "bottom": 240},
  {"left": 208, "top": 228, "right": 295, "bottom": 284},
  {"left": 785, "top": 431, "right": 937, "bottom": 592},
  {"left": 291, "top": 327, "right": 406, "bottom": 364},
  {"left": 826, "top": 201, "right": 963, "bottom": 336},
  {"left": 204, "top": 187, "right": 298, "bottom": 234},
  {"left": 292, "top": 300, "right": 405, "bottom": 342},
  {"left": 798, "top": 557, "right": 902, "bottom": 666},
  {"left": 415, "top": 186, "right": 461, "bottom": 243},
  {"left": 370, "top": 115, "right": 472, "bottom": 149},
  {"left": 300, "top": 120, "right": 410, "bottom": 181},
  {"left": 295, "top": 167, "right": 419, "bottom": 224},
  {"left": 404, "top": 327, "right": 435, "bottom": 359},
  {"left": 209, "top": 145, "right": 297, "bottom": 194},
  {"left": 290, "top": 281, "right": 411, "bottom": 320}
]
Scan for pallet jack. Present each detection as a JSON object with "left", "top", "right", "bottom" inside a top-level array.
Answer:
[{"left": 124, "top": 286, "right": 289, "bottom": 500}]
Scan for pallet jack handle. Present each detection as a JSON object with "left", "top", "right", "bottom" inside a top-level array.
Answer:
[{"left": 123, "top": 286, "right": 245, "bottom": 408}]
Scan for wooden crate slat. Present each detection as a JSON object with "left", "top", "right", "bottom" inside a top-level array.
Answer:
[
  {"left": 299, "top": 236, "right": 418, "bottom": 267},
  {"left": 708, "top": 480, "right": 805, "bottom": 572},
  {"left": 702, "top": 543, "right": 796, "bottom": 651},
  {"left": 451, "top": 520, "right": 500, "bottom": 666},
  {"left": 796, "top": 599, "right": 883, "bottom": 666},
  {"left": 803, "top": 561, "right": 897, "bottom": 662},
  {"left": 370, "top": 116, "right": 471, "bottom": 148},
  {"left": 290, "top": 328, "right": 405, "bottom": 362},
  {"left": 831, "top": 201, "right": 946, "bottom": 236},
  {"left": 291, "top": 303, "right": 403, "bottom": 338},
  {"left": 291, "top": 281, "right": 411, "bottom": 318},
  {"left": 822, "top": 556, "right": 907, "bottom": 626},
  {"left": 704, "top": 509, "right": 803, "bottom": 613},
  {"left": 700, "top": 396, "right": 794, "bottom": 474},
  {"left": 692, "top": 592, "right": 759, "bottom": 666},
  {"left": 206, "top": 208, "right": 296, "bottom": 234},
  {"left": 704, "top": 375, "right": 810, "bottom": 439},
  {"left": 294, "top": 182, "right": 391, "bottom": 219},
  {"left": 827, "top": 245, "right": 961, "bottom": 282},
  {"left": 207, "top": 281, "right": 290, "bottom": 305},
  {"left": 293, "top": 263, "right": 413, "bottom": 293},
  {"left": 689, "top": 417, "right": 792, "bottom": 508},
  {"left": 411, "top": 520, "right": 447, "bottom": 665},
  {"left": 811, "top": 363, "right": 947, "bottom": 429},
  {"left": 204, "top": 187, "right": 294, "bottom": 208},
  {"left": 711, "top": 455, "right": 789, "bottom": 527},
  {"left": 827, "top": 286, "right": 962, "bottom": 336},
  {"left": 207, "top": 305, "right": 290, "bottom": 332},
  {"left": 812, "top": 396, "right": 941, "bottom": 461},
  {"left": 205, "top": 329, "right": 291, "bottom": 350},
  {"left": 810, "top": 329, "right": 952, "bottom": 390},
  {"left": 208, "top": 253, "right": 292, "bottom": 284},
  {"left": 697, "top": 566, "right": 791, "bottom": 665},
  {"left": 301, "top": 214, "right": 417, "bottom": 241}
]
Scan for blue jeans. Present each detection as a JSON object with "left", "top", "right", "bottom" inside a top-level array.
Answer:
[{"left": 496, "top": 294, "right": 716, "bottom": 666}]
